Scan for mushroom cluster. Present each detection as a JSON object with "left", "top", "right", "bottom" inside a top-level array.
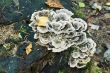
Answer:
[
  {"left": 29, "top": 9, "right": 96, "bottom": 68},
  {"left": 68, "top": 38, "right": 96, "bottom": 68}
]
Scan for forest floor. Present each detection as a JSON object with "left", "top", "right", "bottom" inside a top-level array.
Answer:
[{"left": 0, "top": 0, "right": 110, "bottom": 73}]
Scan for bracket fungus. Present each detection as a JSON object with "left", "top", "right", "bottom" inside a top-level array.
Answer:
[
  {"left": 68, "top": 38, "right": 96, "bottom": 68},
  {"left": 29, "top": 9, "right": 96, "bottom": 68}
]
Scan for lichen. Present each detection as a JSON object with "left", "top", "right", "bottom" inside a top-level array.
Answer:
[
  {"left": 29, "top": 9, "right": 96, "bottom": 68},
  {"left": 0, "top": 24, "right": 19, "bottom": 44}
]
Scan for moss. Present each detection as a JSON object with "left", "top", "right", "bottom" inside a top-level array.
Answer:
[
  {"left": 58, "top": 70, "right": 64, "bottom": 73},
  {"left": 84, "top": 60, "right": 102, "bottom": 73},
  {"left": 72, "top": 0, "right": 86, "bottom": 19},
  {"left": 0, "top": 0, "right": 13, "bottom": 6},
  {"left": 74, "top": 9, "right": 86, "bottom": 19}
]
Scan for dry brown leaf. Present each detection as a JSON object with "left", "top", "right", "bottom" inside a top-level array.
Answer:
[
  {"left": 45, "top": 0, "right": 64, "bottom": 8},
  {"left": 37, "top": 16, "right": 49, "bottom": 27},
  {"left": 26, "top": 43, "right": 32, "bottom": 55}
]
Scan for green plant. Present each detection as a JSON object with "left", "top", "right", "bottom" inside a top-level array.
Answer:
[{"left": 84, "top": 60, "right": 102, "bottom": 73}]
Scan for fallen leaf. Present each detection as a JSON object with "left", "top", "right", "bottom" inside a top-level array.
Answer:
[
  {"left": 106, "top": 2, "right": 110, "bottom": 6},
  {"left": 89, "top": 23, "right": 99, "bottom": 30},
  {"left": 26, "top": 43, "right": 32, "bottom": 55},
  {"left": 92, "top": 3, "right": 102, "bottom": 11},
  {"left": 79, "top": 2, "right": 85, "bottom": 8},
  {"left": 104, "top": 6, "right": 110, "bottom": 10},
  {"left": 97, "top": 5, "right": 102, "bottom": 11},
  {"left": 104, "top": 13, "right": 110, "bottom": 19},
  {"left": 37, "top": 16, "right": 49, "bottom": 27},
  {"left": 45, "top": 0, "right": 63, "bottom": 8}
]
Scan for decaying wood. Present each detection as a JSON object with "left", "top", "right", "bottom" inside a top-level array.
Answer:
[{"left": 45, "top": 0, "right": 64, "bottom": 8}]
